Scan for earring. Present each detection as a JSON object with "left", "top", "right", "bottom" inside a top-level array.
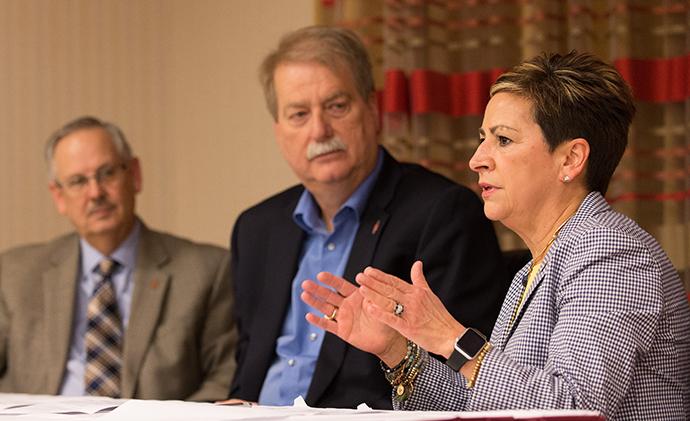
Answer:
[{"left": 562, "top": 175, "right": 571, "bottom": 183}]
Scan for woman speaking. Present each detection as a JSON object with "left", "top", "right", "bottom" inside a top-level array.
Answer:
[{"left": 301, "top": 51, "right": 690, "bottom": 420}]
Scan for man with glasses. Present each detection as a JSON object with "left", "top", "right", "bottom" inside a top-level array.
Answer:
[{"left": 0, "top": 116, "right": 236, "bottom": 401}]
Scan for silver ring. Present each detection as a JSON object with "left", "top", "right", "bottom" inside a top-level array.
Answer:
[
  {"left": 393, "top": 302, "right": 404, "bottom": 316},
  {"left": 324, "top": 307, "right": 338, "bottom": 321}
]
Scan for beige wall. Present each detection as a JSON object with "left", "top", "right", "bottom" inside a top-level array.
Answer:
[{"left": 0, "top": 0, "right": 313, "bottom": 252}]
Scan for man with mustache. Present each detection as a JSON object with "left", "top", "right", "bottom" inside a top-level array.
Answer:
[
  {"left": 0, "top": 116, "right": 236, "bottom": 401},
  {"left": 228, "top": 26, "right": 507, "bottom": 409}
]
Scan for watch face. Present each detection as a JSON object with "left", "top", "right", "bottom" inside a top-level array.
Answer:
[{"left": 457, "top": 328, "right": 486, "bottom": 357}]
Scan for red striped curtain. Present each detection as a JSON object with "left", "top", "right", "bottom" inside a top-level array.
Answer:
[{"left": 316, "top": 0, "right": 690, "bottom": 291}]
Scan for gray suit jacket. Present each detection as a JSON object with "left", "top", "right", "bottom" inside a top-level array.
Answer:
[
  {"left": 0, "top": 224, "right": 236, "bottom": 401},
  {"left": 399, "top": 192, "right": 690, "bottom": 420}
]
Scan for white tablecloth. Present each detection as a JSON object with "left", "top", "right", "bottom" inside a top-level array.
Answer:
[{"left": 0, "top": 393, "right": 604, "bottom": 421}]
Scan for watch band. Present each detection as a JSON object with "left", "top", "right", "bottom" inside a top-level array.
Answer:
[{"left": 446, "top": 346, "right": 469, "bottom": 371}]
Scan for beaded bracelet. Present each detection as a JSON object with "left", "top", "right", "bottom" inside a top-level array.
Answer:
[
  {"left": 380, "top": 340, "right": 414, "bottom": 375},
  {"left": 394, "top": 360, "right": 422, "bottom": 401},
  {"left": 384, "top": 362, "right": 407, "bottom": 386},
  {"left": 383, "top": 341, "right": 420, "bottom": 386},
  {"left": 379, "top": 340, "right": 424, "bottom": 402},
  {"left": 466, "top": 343, "right": 492, "bottom": 388}
]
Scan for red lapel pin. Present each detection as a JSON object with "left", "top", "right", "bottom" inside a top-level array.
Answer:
[{"left": 371, "top": 219, "right": 381, "bottom": 235}]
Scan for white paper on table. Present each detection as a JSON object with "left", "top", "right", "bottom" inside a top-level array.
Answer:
[
  {"left": 102, "top": 398, "right": 603, "bottom": 421},
  {"left": 102, "top": 395, "right": 319, "bottom": 421},
  {"left": 102, "top": 399, "right": 469, "bottom": 421},
  {"left": 0, "top": 393, "right": 123, "bottom": 417}
]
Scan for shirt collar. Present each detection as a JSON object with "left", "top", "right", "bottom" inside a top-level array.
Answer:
[
  {"left": 80, "top": 219, "right": 141, "bottom": 275},
  {"left": 293, "top": 147, "right": 384, "bottom": 233}
]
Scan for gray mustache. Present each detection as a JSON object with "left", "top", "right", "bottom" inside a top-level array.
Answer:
[{"left": 306, "top": 138, "right": 347, "bottom": 161}]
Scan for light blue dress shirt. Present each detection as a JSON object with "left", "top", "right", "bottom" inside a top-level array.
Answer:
[
  {"left": 59, "top": 221, "right": 140, "bottom": 395},
  {"left": 258, "top": 149, "right": 384, "bottom": 406}
]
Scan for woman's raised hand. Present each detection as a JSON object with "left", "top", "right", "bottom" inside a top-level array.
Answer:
[
  {"left": 356, "top": 261, "right": 465, "bottom": 359},
  {"left": 301, "top": 271, "right": 407, "bottom": 364}
]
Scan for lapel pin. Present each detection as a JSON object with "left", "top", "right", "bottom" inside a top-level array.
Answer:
[
  {"left": 371, "top": 219, "right": 381, "bottom": 235},
  {"left": 150, "top": 279, "right": 159, "bottom": 289}
]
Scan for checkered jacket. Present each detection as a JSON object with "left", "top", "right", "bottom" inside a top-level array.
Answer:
[{"left": 397, "top": 192, "right": 690, "bottom": 420}]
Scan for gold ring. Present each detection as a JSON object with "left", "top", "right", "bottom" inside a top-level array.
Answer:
[{"left": 324, "top": 307, "right": 338, "bottom": 321}]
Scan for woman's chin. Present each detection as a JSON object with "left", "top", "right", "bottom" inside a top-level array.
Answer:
[{"left": 482, "top": 204, "right": 505, "bottom": 222}]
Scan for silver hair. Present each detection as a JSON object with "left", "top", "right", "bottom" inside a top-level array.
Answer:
[
  {"left": 259, "top": 25, "right": 375, "bottom": 121},
  {"left": 44, "top": 116, "right": 133, "bottom": 180}
]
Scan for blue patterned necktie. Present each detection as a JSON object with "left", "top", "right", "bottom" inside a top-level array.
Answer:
[{"left": 84, "top": 258, "right": 122, "bottom": 397}]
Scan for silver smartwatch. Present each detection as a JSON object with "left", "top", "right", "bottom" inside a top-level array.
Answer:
[{"left": 446, "top": 327, "right": 487, "bottom": 371}]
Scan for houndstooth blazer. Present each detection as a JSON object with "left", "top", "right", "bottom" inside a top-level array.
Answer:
[{"left": 397, "top": 192, "right": 690, "bottom": 420}]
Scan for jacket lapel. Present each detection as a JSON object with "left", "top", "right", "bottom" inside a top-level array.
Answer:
[
  {"left": 493, "top": 192, "right": 607, "bottom": 349},
  {"left": 245, "top": 194, "right": 304, "bottom": 398},
  {"left": 121, "top": 226, "right": 171, "bottom": 398},
  {"left": 501, "top": 262, "right": 547, "bottom": 344},
  {"left": 307, "top": 151, "right": 399, "bottom": 404},
  {"left": 491, "top": 266, "right": 524, "bottom": 348},
  {"left": 43, "top": 235, "right": 80, "bottom": 393}
]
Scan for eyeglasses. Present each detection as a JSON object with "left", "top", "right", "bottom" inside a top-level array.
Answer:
[{"left": 55, "top": 162, "right": 129, "bottom": 195}]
